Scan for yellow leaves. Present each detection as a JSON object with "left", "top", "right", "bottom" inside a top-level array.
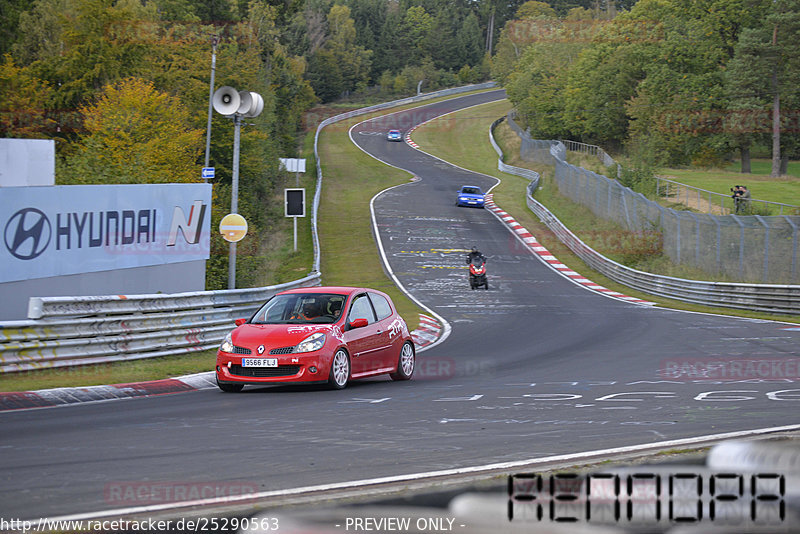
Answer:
[{"left": 70, "top": 77, "right": 203, "bottom": 184}]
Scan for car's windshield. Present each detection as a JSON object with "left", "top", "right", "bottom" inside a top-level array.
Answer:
[
  {"left": 250, "top": 293, "right": 347, "bottom": 324},
  {"left": 462, "top": 187, "right": 481, "bottom": 195}
]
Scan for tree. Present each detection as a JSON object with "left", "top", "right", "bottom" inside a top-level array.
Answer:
[
  {"left": 0, "top": 0, "right": 31, "bottom": 57},
  {"left": 401, "top": 6, "right": 435, "bottom": 65},
  {"left": 0, "top": 55, "right": 55, "bottom": 137},
  {"left": 516, "top": 1, "right": 558, "bottom": 19},
  {"left": 60, "top": 77, "right": 203, "bottom": 184},
  {"left": 306, "top": 4, "right": 372, "bottom": 102},
  {"left": 722, "top": 0, "right": 800, "bottom": 176}
]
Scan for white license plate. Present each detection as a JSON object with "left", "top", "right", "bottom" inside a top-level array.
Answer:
[{"left": 242, "top": 358, "right": 278, "bottom": 367}]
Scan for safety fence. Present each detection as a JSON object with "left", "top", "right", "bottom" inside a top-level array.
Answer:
[
  {"left": 0, "top": 83, "right": 498, "bottom": 374},
  {"left": 506, "top": 114, "right": 800, "bottom": 285},
  {"left": 491, "top": 115, "right": 800, "bottom": 314}
]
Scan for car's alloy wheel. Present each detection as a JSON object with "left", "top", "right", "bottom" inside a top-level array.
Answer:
[
  {"left": 328, "top": 349, "right": 350, "bottom": 389},
  {"left": 390, "top": 342, "right": 415, "bottom": 381}
]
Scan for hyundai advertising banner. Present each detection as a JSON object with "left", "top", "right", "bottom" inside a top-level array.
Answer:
[{"left": 1, "top": 184, "right": 212, "bottom": 283}]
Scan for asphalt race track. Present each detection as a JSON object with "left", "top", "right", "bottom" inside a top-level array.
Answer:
[{"left": 1, "top": 90, "right": 799, "bottom": 522}]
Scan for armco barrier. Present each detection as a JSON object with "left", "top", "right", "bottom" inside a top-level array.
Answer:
[
  {"left": 490, "top": 117, "right": 800, "bottom": 315},
  {"left": 0, "top": 273, "right": 321, "bottom": 373},
  {"left": 0, "top": 84, "right": 497, "bottom": 373}
]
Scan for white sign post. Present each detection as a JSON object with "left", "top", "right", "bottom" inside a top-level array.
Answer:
[
  {"left": 279, "top": 158, "right": 306, "bottom": 186},
  {"left": 285, "top": 188, "right": 305, "bottom": 252}
]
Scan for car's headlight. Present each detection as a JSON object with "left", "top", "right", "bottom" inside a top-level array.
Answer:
[
  {"left": 220, "top": 332, "right": 234, "bottom": 353},
  {"left": 460, "top": 197, "right": 467, "bottom": 201},
  {"left": 295, "top": 332, "right": 326, "bottom": 353}
]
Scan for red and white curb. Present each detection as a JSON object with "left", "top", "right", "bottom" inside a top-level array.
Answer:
[
  {"left": 404, "top": 126, "right": 420, "bottom": 149},
  {"left": 0, "top": 372, "right": 217, "bottom": 412},
  {"left": 484, "top": 194, "right": 656, "bottom": 306},
  {"left": 411, "top": 313, "right": 443, "bottom": 349}
]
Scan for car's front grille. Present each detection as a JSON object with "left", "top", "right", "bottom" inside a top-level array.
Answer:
[
  {"left": 231, "top": 345, "right": 252, "bottom": 355},
  {"left": 229, "top": 365, "right": 301, "bottom": 378},
  {"left": 269, "top": 346, "right": 295, "bottom": 355}
]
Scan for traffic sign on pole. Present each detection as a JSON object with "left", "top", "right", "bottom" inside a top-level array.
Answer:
[
  {"left": 219, "top": 213, "right": 247, "bottom": 243},
  {"left": 202, "top": 167, "right": 215, "bottom": 180}
]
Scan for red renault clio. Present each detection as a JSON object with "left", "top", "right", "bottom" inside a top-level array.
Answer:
[{"left": 215, "top": 286, "right": 415, "bottom": 391}]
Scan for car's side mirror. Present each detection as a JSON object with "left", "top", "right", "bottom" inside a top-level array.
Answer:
[
  {"left": 349, "top": 318, "right": 369, "bottom": 329},
  {"left": 234, "top": 318, "right": 247, "bottom": 326}
]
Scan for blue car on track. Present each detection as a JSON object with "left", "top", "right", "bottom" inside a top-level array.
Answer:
[
  {"left": 456, "top": 185, "right": 485, "bottom": 208},
  {"left": 387, "top": 130, "right": 403, "bottom": 142}
]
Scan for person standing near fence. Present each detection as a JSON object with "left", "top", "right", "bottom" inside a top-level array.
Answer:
[
  {"left": 732, "top": 185, "right": 743, "bottom": 213},
  {"left": 740, "top": 186, "right": 751, "bottom": 213}
]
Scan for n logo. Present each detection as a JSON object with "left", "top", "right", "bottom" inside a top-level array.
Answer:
[{"left": 167, "top": 200, "right": 206, "bottom": 246}]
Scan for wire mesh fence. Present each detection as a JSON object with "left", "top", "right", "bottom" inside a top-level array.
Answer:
[{"left": 507, "top": 113, "right": 800, "bottom": 284}]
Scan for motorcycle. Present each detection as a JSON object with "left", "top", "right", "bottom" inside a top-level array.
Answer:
[{"left": 469, "top": 258, "right": 488, "bottom": 290}]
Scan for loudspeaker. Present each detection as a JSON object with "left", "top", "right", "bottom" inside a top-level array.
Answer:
[
  {"left": 212, "top": 86, "right": 240, "bottom": 116},
  {"left": 238, "top": 91, "right": 264, "bottom": 118},
  {"left": 246, "top": 92, "right": 264, "bottom": 118},
  {"left": 237, "top": 91, "right": 253, "bottom": 115}
]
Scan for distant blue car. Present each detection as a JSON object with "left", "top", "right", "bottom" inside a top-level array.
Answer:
[
  {"left": 387, "top": 130, "right": 403, "bottom": 142},
  {"left": 456, "top": 185, "right": 485, "bottom": 208}
]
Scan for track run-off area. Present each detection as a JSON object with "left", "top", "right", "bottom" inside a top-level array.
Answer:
[{"left": 1, "top": 89, "right": 798, "bottom": 525}]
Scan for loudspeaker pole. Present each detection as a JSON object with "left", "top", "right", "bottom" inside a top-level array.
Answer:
[
  {"left": 204, "top": 35, "right": 218, "bottom": 175},
  {"left": 228, "top": 114, "right": 241, "bottom": 290},
  {"left": 212, "top": 85, "right": 263, "bottom": 290}
]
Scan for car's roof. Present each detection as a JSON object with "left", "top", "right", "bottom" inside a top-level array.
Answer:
[
  {"left": 276, "top": 286, "right": 374, "bottom": 296},
  {"left": 389, "top": 129, "right": 400, "bottom": 133}
]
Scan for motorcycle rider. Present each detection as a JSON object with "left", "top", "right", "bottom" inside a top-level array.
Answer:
[{"left": 466, "top": 246, "right": 486, "bottom": 265}]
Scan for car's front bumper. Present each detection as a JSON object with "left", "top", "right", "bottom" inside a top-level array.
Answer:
[
  {"left": 457, "top": 197, "right": 485, "bottom": 207},
  {"left": 216, "top": 351, "right": 332, "bottom": 384}
]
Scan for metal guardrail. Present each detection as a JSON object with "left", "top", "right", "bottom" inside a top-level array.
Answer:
[
  {"left": 489, "top": 117, "right": 540, "bottom": 189},
  {"left": 507, "top": 115, "right": 800, "bottom": 284},
  {"left": 490, "top": 116, "right": 800, "bottom": 315},
  {"left": 0, "top": 83, "right": 497, "bottom": 374},
  {"left": 0, "top": 274, "right": 321, "bottom": 373}
]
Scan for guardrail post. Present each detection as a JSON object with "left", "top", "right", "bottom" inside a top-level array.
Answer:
[
  {"left": 687, "top": 212, "right": 701, "bottom": 265},
  {"left": 675, "top": 211, "right": 681, "bottom": 265},
  {"left": 755, "top": 215, "right": 770, "bottom": 282},
  {"left": 732, "top": 216, "right": 745, "bottom": 279},
  {"left": 783, "top": 216, "right": 797, "bottom": 281},
  {"left": 710, "top": 214, "right": 721, "bottom": 272}
]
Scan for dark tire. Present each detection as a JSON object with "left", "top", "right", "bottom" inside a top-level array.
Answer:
[
  {"left": 328, "top": 349, "right": 350, "bottom": 389},
  {"left": 216, "top": 377, "right": 244, "bottom": 393},
  {"left": 390, "top": 342, "right": 415, "bottom": 381}
]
